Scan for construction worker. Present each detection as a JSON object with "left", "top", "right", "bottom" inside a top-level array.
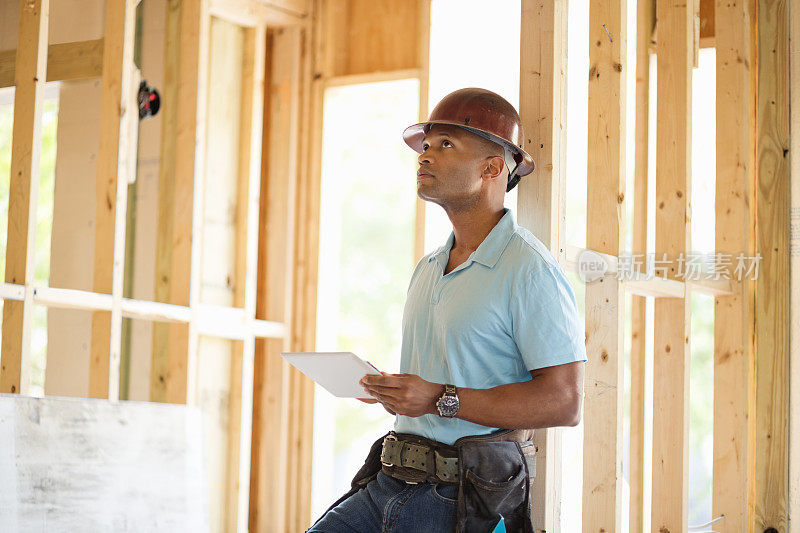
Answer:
[{"left": 307, "top": 88, "right": 586, "bottom": 533}]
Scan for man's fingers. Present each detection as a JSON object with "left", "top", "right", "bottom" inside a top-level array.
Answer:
[
  {"left": 361, "top": 374, "right": 403, "bottom": 388},
  {"left": 364, "top": 383, "right": 404, "bottom": 396},
  {"left": 356, "top": 397, "right": 378, "bottom": 404}
]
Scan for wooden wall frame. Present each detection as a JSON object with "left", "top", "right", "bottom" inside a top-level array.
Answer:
[
  {"left": 0, "top": 0, "right": 792, "bottom": 530},
  {"left": 582, "top": 0, "right": 626, "bottom": 530},
  {"left": 518, "top": 0, "right": 569, "bottom": 528}
]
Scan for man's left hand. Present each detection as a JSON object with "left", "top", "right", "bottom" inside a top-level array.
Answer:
[{"left": 360, "top": 373, "right": 443, "bottom": 418}]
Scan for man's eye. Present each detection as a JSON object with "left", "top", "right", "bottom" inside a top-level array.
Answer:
[
  {"left": 422, "top": 144, "right": 429, "bottom": 151},
  {"left": 443, "top": 140, "right": 453, "bottom": 148}
]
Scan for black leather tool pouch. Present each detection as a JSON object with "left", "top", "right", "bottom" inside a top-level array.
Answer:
[{"left": 455, "top": 439, "right": 533, "bottom": 533}]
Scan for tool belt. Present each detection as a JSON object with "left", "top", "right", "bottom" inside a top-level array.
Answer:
[
  {"left": 379, "top": 432, "right": 460, "bottom": 483},
  {"left": 315, "top": 428, "right": 538, "bottom": 533}
]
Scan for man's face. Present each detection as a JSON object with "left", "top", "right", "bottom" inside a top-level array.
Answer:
[{"left": 415, "top": 124, "right": 504, "bottom": 208}]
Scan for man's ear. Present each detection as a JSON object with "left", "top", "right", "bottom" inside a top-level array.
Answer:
[{"left": 482, "top": 155, "right": 506, "bottom": 182}]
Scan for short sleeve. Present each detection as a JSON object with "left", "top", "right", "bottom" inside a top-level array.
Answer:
[{"left": 510, "top": 264, "right": 587, "bottom": 371}]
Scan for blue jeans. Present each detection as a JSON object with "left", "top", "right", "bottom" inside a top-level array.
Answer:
[{"left": 307, "top": 471, "right": 458, "bottom": 532}]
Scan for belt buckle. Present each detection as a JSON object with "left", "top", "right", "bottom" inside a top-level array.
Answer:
[
  {"left": 382, "top": 435, "right": 420, "bottom": 485},
  {"left": 381, "top": 434, "right": 398, "bottom": 467}
]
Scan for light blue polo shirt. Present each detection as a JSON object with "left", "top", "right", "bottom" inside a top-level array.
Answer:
[{"left": 393, "top": 208, "right": 587, "bottom": 445}]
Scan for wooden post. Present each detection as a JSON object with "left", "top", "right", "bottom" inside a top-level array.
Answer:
[
  {"left": 651, "top": 0, "right": 692, "bottom": 529},
  {"left": 151, "top": 0, "right": 181, "bottom": 403},
  {"left": 286, "top": 15, "right": 322, "bottom": 532},
  {"left": 754, "top": 0, "right": 790, "bottom": 528},
  {"left": 413, "top": 0, "right": 430, "bottom": 262},
  {"left": 630, "top": 1, "right": 655, "bottom": 530},
  {"left": 0, "top": 0, "right": 49, "bottom": 395},
  {"left": 518, "top": 0, "right": 569, "bottom": 529},
  {"left": 225, "top": 23, "right": 266, "bottom": 533},
  {"left": 582, "top": 0, "right": 626, "bottom": 531},
  {"left": 89, "top": 0, "right": 138, "bottom": 400},
  {"left": 249, "top": 26, "right": 302, "bottom": 533},
  {"left": 789, "top": 0, "right": 800, "bottom": 524},
  {"left": 150, "top": 0, "right": 210, "bottom": 405},
  {"left": 287, "top": 22, "right": 316, "bottom": 531},
  {"left": 713, "top": 0, "right": 758, "bottom": 528}
]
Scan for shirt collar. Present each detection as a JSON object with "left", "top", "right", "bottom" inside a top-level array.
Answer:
[{"left": 428, "top": 208, "right": 517, "bottom": 269}]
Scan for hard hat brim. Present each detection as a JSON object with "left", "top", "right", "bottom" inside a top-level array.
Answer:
[{"left": 402, "top": 120, "right": 535, "bottom": 176}]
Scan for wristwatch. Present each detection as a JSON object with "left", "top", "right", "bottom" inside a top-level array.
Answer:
[{"left": 436, "top": 384, "right": 460, "bottom": 418}]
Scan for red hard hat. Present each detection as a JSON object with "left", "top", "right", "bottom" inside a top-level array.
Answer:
[{"left": 403, "top": 88, "right": 535, "bottom": 191}]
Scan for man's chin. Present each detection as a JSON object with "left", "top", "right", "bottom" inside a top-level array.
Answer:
[{"left": 416, "top": 186, "right": 441, "bottom": 204}]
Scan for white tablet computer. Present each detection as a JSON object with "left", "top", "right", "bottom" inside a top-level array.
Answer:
[{"left": 280, "top": 351, "right": 382, "bottom": 399}]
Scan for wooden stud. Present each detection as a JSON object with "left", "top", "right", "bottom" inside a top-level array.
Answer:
[
  {"left": 151, "top": 0, "right": 211, "bottom": 405},
  {"left": 287, "top": 21, "right": 318, "bottom": 531},
  {"left": 0, "top": 39, "right": 104, "bottom": 88},
  {"left": 699, "top": 0, "right": 715, "bottom": 45},
  {"left": 518, "top": 0, "right": 569, "bottom": 529},
  {"left": 224, "top": 22, "right": 266, "bottom": 533},
  {"left": 413, "top": 0, "right": 430, "bottom": 262},
  {"left": 0, "top": 0, "right": 49, "bottom": 395},
  {"left": 651, "top": 0, "right": 692, "bottom": 530},
  {"left": 248, "top": 25, "right": 303, "bottom": 532},
  {"left": 754, "top": 0, "right": 790, "bottom": 529},
  {"left": 177, "top": 0, "right": 211, "bottom": 406},
  {"left": 630, "top": 2, "right": 654, "bottom": 528},
  {"left": 151, "top": 0, "right": 182, "bottom": 403},
  {"left": 89, "top": 0, "right": 139, "bottom": 400},
  {"left": 789, "top": 0, "right": 800, "bottom": 523},
  {"left": 713, "top": 0, "right": 758, "bottom": 528},
  {"left": 649, "top": 0, "right": 716, "bottom": 52},
  {"left": 582, "top": 0, "right": 626, "bottom": 531}
]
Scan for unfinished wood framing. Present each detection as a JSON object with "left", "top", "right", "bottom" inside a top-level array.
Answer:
[
  {"left": 322, "top": 0, "right": 420, "bottom": 78},
  {"left": 790, "top": 0, "right": 800, "bottom": 523},
  {"left": 582, "top": 0, "right": 626, "bottom": 531},
  {"left": 0, "top": 38, "right": 104, "bottom": 88},
  {"left": 225, "top": 23, "right": 266, "bottom": 533},
  {"left": 0, "top": 0, "right": 793, "bottom": 530},
  {"left": 712, "top": 0, "right": 758, "bottom": 528},
  {"left": 248, "top": 25, "right": 304, "bottom": 533},
  {"left": 518, "top": 0, "right": 568, "bottom": 529},
  {"left": 209, "top": 0, "right": 308, "bottom": 27},
  {"left": 629, "top": 1, "right": 654, "bottom": 530},
  {"left": 150, "top": 0, "right": 212, "bottom": 405},
  {"left": 0, "top": 0, "right": 49, "bottom": 395},
  {"left": 754, "top": 0, "right": 790, "bottom": 528},
  {"left": 150, "top": 0, "right": 182, "bottom": 403},
  {"left": 413, "top": 0, "right": 431, "bottom": 262},
  {"left": 652, "top": 0, "right": 692, "bottom": 530},
  {"left": 88, "top": 0, "right": 138, "bottom": 400}
]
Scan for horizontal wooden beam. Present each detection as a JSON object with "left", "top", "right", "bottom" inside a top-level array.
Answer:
[
  {"left": 0, "top": 39, "right": 104, "bottom": 88},
  {"left": 209, "top": 0, "right": 307, "bottom": 27},
  {"left": 0, "top": 284, "right": 285, "bottom": 339},
  {"left": 324, "top": 68, "right": 421, "bottom": 88}
]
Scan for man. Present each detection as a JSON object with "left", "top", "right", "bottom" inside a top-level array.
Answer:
[{"left": 308, "top": 88, "right": 586, "bottom": 533}]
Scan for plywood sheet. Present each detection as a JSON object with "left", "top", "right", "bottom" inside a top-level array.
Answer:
[{"left": 0, "top": 394, "right": 209, "bottom": 532}]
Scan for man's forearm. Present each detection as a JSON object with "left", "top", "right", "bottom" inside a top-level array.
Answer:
[
  {"left": 360, "top": 365, "right": 584, "bottom": 429},
  {"left": 447, "top": 376, "right": 581, "bottom": 429}
]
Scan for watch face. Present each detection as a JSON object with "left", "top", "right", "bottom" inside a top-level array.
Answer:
[{"left": 438, "top": 395, "right": 459, "bottom": 417}]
